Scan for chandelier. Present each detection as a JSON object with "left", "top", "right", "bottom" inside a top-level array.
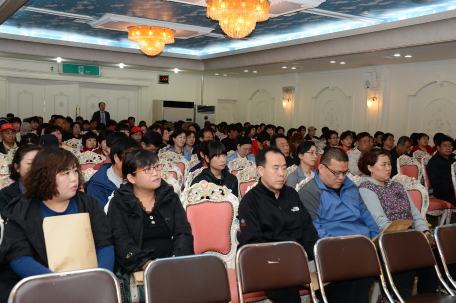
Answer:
[
  {"left": 207, "top": 0, "right": 269, "bottom": 39},
  {"left": 128, "top": 26, "right": 175, "bottom": 56}
]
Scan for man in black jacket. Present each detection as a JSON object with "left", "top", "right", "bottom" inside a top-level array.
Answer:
[
  {"left": 92, "top": 102, "right": 111, "bottom": 127},
  {"left": 239, "top": 147, "right": 319, "bottom": 303},
  {"left": 389, "top": 136, "right": 412, "bottom": 177},
  {"left": 427, "top": 135, "right": 456, "bottom": 206},
  {"left": 221, "top": 124, "right": 238, "bottom": 152}
]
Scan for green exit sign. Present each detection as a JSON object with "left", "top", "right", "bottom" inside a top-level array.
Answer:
[{"left": 59, "top": 64, "right": 101, "bottom": 76}]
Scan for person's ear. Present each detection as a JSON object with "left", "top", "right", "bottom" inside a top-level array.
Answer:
[
  {"left": 257, "top": 166, "right": 264, "bottom": 177},
  {"left": 141, "top": 142, "right": 146, "bottom": 149},
  {"left": 114, "top": 154, "right": 120, "bottom": 164},
  {"left": 14, "top": 163, "right": 19, "bottom": 173},
  {"left": 368, "top": 165, "right": 374, "bottom": 174},
  {"left": 318, "top": 163, "right": 325, "bottom": 171},
  {"left": 126, "top": 174, "right": 136, "bottom": 184}
]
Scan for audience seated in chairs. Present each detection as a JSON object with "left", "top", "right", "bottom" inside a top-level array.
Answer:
[
  {"left": 373, "top": 131, "right": 384, "bottom": 148},
  {"left": 141, "top": 131, "right": 163, "bottom": 154},
  {"left": 389, "top": 136, "right": 412, "bottom": 177},
  {"left": 68, "top": 121, "right": 82, "bottom": 139},
  {"left": 289, "top": 133, "right": 304, "bottom": 158},
  {"left": 94, "top": 129, "right": 113, "bottom": 156},
  {"left": 130, "top": 126, "right": 143, "bottom": 142},
  {"left": 270, "top": 134, "right": 297, "bottom": 167},
  {"left": 299, "top": 147, "right": 380, "bottom": 303},
  {"left": 226, "top": 135, "right": 255, "bottom": 166},
  {"left": 238, "top": 147, "right": 318, "bottom": 303},
  {"left": 358, "top": 149, "right": 440, "bottom": 297},
  {"left": 251, "top": 130, "right": 270, "bottom": 156},
  {"left": 410, "top": 133, "right": 433, "bottom": 156},
  {"left": 86, "top": 137, "right": 141, "bottom": 208},
  {"left": 93, "top": 132, "right": 128, "bottom": 170},
  {"left": 0, "top": 145, "right": 41, "bottom": 215},
  {"left": 427, "top": 135, "right": 456, "bottom": 206},
  {"left": 191, "top": 140, "right": 238, "bottom": 197},
  {"left": 286, "top": 141, "right": 317, "bottom": 189},
  {"left": 0, "top": 147, "right": 114, "bottom": 303},
  {"left": 339, "top": 131, "right": 354, "bottom": 153},
  {"left": 164, "top": 129, "right": 192, "bottom": 161},
  {"left": 185, "top": 130, "right": 196, "bottom": 153},
  {"left": 381, "top": 133, "right": 395, "bottom": 152},
  {"left": 347, "top": 132, "right": 373, "bottom": 176},
  {"left": 107, "top": 149, "right": 193, "bottom": 303}
]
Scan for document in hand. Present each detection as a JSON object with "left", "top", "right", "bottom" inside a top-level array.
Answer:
[
  {"left": 372, "top": 219, "right": 414, "bottom": 249},
  {"left": 43, "top": 213, "right": 98, "bottom": 272}
]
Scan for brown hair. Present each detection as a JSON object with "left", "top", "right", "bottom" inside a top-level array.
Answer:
[
  {"left": 289, "top": 133, "right": 304, "bottom": 156},
  {"left": 23, "top": 147, "right": 84, "bottom": 200},
  {"left": 358, "top": 149, "right": 391, "bottom": 176}
]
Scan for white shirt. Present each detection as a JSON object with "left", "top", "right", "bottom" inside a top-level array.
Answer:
[{"left": 107, "top": 166, "right": 125, "bottom": 188}]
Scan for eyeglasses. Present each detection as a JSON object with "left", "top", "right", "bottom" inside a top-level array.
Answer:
[
  {"left": 133, "top": 164, "right": 161, "bottom": 174},
  {"left": 323, "top": 164, "right": 349, "bottom": 177},
  {"left": 442, "top": 144, "right": 454, "bottom": 148},
  {"left": 305, "top": 151, "right": 318, "bottom": 157},
  {"left": 241, "top": 146, "right": 252, "bottom": 153}
]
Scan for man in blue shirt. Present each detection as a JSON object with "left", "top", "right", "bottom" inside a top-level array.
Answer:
[
  {"left": 226, "top": 136, "right": 255, "bottom": 167},
  {"left": 299, "top": 147, "right": 380, "bottom": 303}
]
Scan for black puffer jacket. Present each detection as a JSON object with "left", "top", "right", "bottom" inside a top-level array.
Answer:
[
  {"left": 107, "top": 180, "right": 193, "bottom": 273},
  {"left": 191, "top": 167, "right": 239, "bottom": 197}
]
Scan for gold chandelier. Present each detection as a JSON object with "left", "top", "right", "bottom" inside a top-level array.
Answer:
[
  {"left": 128, "top": 26, "right": 175, "bottom": 56},
  {"left": 207, "top": 0, "right": 269, "bottom": 39}
]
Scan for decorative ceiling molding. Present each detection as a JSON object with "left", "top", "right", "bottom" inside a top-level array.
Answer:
[{"left": 22, "top": 6, "right": 96, "bottom": 21}]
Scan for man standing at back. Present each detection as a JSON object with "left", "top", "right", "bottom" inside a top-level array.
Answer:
[
  {"left": 239, "top": 147, "right": 319, "bottom": 303},
  {"left": 92, "top": 102, "right": 110, "bottom": 127}
]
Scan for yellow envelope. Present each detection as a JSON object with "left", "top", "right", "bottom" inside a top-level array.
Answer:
[
  {"left": 43, "top": 213, "right": 98, "bottom": 272},
  {"left": 133, "top": 271, "right": 144, "bottom": 286}
]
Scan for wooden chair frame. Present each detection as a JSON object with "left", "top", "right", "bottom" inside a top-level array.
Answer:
[
  {"left": 236, "top": 166, "right": 259, "bottom": 200},
  {"left": 184, "top": 167, "right": 205, "bottom": 189},
  {"left": 228, "top": 157, "right": 255, "bottom": 175}
]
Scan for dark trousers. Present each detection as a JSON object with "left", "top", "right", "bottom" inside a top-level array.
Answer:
[
  {"left": 265, "top": 286, "right": 301, "bottom": 303},
  {"left": 322, "top": 277, "right": 375, "bottom": 303}
]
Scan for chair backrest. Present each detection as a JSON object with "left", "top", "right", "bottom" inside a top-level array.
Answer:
[
  {"left": 397, "top": 155, "right": 422, "bottom": 183},
  {"left": 236, "top": 166, "right": 259, "bottom": 199},
  {"left": 424, "top": 165, "right": 432, "bottom": 190},
  {"left": 228, "top": 157, "right": 255, "bottom": 176},
  {"left": 78, "top": 151, "right": 106, "bottom": 165},
  {"left": 392, "top": 174, "right": 429, "bottom": 219},
  {"left": 286, "top": 164, "right": 298, "bottom": 176},
  {"left": 380, "top": 230, "right": 436, "bottom": 274},
  {"left": 181, "top": 181, "right": 239, "bottom": 267},
  {"left": 160, "top": 160, "right": 184, "bottom": 187},
  {"left": 144, "top": 255, "right": 231, "bottom": 303},
  {"left": 347, "top": 173, "right": 363, "bottom": 186},
  {"left": 80, "top": 163, "right": 96, "bottom": 171},
  {"left": 436, "top": 224, "right": 456, "bottom": 265},
  {"left": 64, "top": 138, "right": 82, "bottom": 149},
  {"left": 82, "top": 168, "right": 98, "bottom": 183},
  {"left": 312, "top": 154, "right": 322, "bottom": 171},
  {"left": 161, "top": 171, "right": 181, "bottom": 195},
  {"left": 8, "top": 268, "right": 121, "bottom": 303},
  {"left": 184, "top": 167, "right": 205, "bottom": 189},
  {"left": 189, "top": 154, "right": 199, "bottom": 170},
  {"left": 159, "top": 150, "right": 189, "bottom": 179},
  {"left": 236, "top": 241, "right": 315, "bottom": 303}
]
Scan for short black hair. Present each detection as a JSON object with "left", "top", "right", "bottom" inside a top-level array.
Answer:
[
  {"left": 265, "top": 124, "right": 275, "bottom": 131},
  {"left": 11, "top": 117, "right": 22, "bottom": 125},
  {"left": 70, "top": 122, "right": 82, "bottom": 131},
  {"left": 65, "top": 116, "right": 73, "bottom": 124},
  {"left": 276, "top": 126, "right": 285, "bottom": 134},
  {"left": 82, "top": 131, "right": 98, "bottom": 146},
  {"left": 297, "top": 141, "right": 316, "bottom": 155},
  {"left": 257, "top": 131, "right": 270, "bottom": 144},
  {"left": 297, "top": 125, "right": 306, "bottom": 132},
  {"left": 416, "top": 133, "right": 429, "bottom": 141},
  {"left": 6, "top": 113, "right": 14, "bottom": 118},
  {"left": 82, "top": 120, "right": 90, "bottom": 126},
  {"left": 115, "top": 123, "right": 130, "bottom": 132},
  {"left": 437, "top": 135, "right": 454, "bottom": 147},
  {"left": 244, "top": 122, "right": 250, "bottom": 127},
  {"left": 381, "top": 133, "right": 394, "bottom": 143},
  {"left": 19, "top": 133, "right": 39, "bottom": 146},
  {"left": 90, "top": 118, "right": 98, "bottom": 123},
  {"left": 270, "top": 134, "right": 287, "bottom": 148},
  {"left": 356, "top": 132, "right": 371, "bottom": 142},
  {"left": 110, "top": 137, "right": 141, "bottom": 165},
  {"left": 98, "top": 129, "right": 113, "bottom": 144},
  {"left": 98, "top": 102, "right": 105, "bottom": 107},
  {"left": 320, "top": 147, "right": 349, "bottom": 165},
  {"left": 106, "top": 132, "right": 128, "bottom": 148},
  {"left": 374, "top": 131, "right": 384, "bottom": 139},
  {"left": 397, "top": 136, "right": 412, "bottom": 147},
  {"left": 324, "top": 130, "right": 338, "bottom": 141},
  {"left": 54, "top": 115, "right": 65, "bottom": 121},
  {"left": 433, "top": 133, "right": 445, "bottom": 144},
  {"left": 122, "top": 149, "right": 159, "bottom": 179},
  {"left": 321, "top": 126, "right": 329, "bottom": 134},
  {"left": 202, "top": 141, "right": 227, "bottom": 167},
  {"left": 339, "top": 131, "right": 353, "bottom": 143},
  {"left": 76, "top": 116, "right": 83, "bottom": 122},
  {"left": 170, "top": 128, "right": 186, "bottom": 142},
  {"left": 255, "top": 147, "right": 285, "bottom": 167},
  {"left": 128, "top": 116, "right": 135, "bottom": 121},
  {"left": 10, "top": 144, "right": 42, "bottom": 181},
  {"left": 237, "top": 136, "right": 252, "bottom": 146},
  {"left": 36, "top": 123, "right": 48, "bottom": 138},
  {"left": 44, "top": 125, "right": 62, "bottom": 135},
  {"left": 30, "top": 117, "right": 39, "bottom": 124},
  {"left": 142, "top": 131, "right": 163, "bottom": 149},
  {"left": 96, "top": 123, "right": 106, "bottom": 131}
]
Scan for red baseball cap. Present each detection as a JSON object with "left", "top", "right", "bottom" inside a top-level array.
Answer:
[
  {"left": 0, "top": 123, "right": 16, "bottom": 132},
  {"left": 131, "top": 126, "right": 142, "bottom": 134}
]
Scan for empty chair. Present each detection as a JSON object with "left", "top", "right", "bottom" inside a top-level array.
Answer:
[
  {"left": 314, "top": 235, "right": 394, "bottom": 303},
  {"left": 236, "top": 241, "right": 316, "bottom": 303},
  {"left": 144, "top": 254, "right": 231, "bottom": 303},
  {"left": 8, "top": 268, "right": 121, "bottom": 303},
  {"left": 435, "top": 224, "right": 456, "bottom": 290},
  {"left": 379, "top": 230, "right": 456, "bottom": 302}
]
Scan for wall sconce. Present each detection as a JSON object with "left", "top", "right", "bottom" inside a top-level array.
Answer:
[
  {"left": 283, "top": 98, "right": 291, "bottom": 108},
  {"left": 367, "top": 96, "right": 377, "bottom": 107},
  {"left": 282, "top": 86, "right": 295, "bottom": 108}
]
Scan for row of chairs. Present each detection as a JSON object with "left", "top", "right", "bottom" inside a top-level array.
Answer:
[{"left": 9, "top": 226, "right": 456, "bottom": 303}]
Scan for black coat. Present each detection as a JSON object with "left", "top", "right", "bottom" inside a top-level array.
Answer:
[
  {"left": 191, "top": 167, "right": 239, "bottom": 197},
  {"left": 221, "top": 137, "right": 237, "bottom": 152},
  {"left": 427, "top": 152, "right": 456, "bottom": 204},
  {"left": 0, "top": 191, "right": 113, "bottom": 303},
  {"left": 91, "top": 110, "right": 111, "bottom": 126},
  {"left": 0, "top": 181, "right": 22, "bottom": 217},
  {"left": 238, "top": 179, "right": 319, "bottom": 260},
  {"left": 107, "top": 180, "right": 193, "bottom": 273}
]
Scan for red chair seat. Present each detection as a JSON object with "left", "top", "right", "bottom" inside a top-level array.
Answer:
[
  {"left": 443, "top": 201, "right": 456, "bottom": 209},
  {"left": 227, "top": 268, "right": 309, "bottom": 303},
  {"left": 429, "top": 198, "right": 451, "bottom": 210}
]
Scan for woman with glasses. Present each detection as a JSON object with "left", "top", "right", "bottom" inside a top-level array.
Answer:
[
  {"left": 107, "top": 149, "right": 193, "bottom": 302},
  {"left": 226, "top": 136, "right": 255, "bottom": 167},
  {"left": 286, "top": 141, "right": 317, "bottom": 189},
  {"left": 381, "top": 133, "right": 395, "bottom": 152},
  {"left": 191, "top": 140, "right": 239, "bottom": 197}
]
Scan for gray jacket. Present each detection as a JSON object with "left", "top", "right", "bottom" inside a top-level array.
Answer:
[
  {"left": 286, "top": 166, "right": 314, "bottom": 190},
  {"left": 298, "top": 178, "right": 323, "bottom": 221},
  {"left": 358, "top": 177, "right": 428, "bottom": 232}
]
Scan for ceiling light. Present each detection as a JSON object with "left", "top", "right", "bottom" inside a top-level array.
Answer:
[
  {"left": 128, "top": 26, "right": 174, "bottom": 56},
  {"left": 215, "top": 73, "right": 219, "bottom": 75},
  {"left": 174, "top": 68, "right": 179, "bottom": 73},
  {"left": 119, "top": 63, "right": 124, "bottom": 68},
  {"left": 207, "top": 0, "right": 269, "bottom": 39},
  {"left": 244, "top": 70, "right": 248, "bottom": 72},
  {"left": 56, "top": 57, "right": 62, "bottom": 63},
  {"left": 223, "top": 74, "right": 227, "bottom": 76},
  {"left": 282, "top": 66, "right": 287, "bottom": 69},
  {"left": 330, "top": 61, "right": 336, "bottom": 63},
  {"left": 405, "top": 55, "right": 412, "bottom": 58},
  {"left": 394, "top": 54, "right": 401, "bottom": 57},
  {"left": 253, "top": 71, "right": 257, "bottom": 73},
  {"left": 340, "top": 62, "right": 346, "bottom": 64},
  {"left": 291, "top": 67, "right": 296, "bottom": 70}
]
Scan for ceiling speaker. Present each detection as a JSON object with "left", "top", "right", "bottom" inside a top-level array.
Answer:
[{"left": 362, "top": 72, "right": 377, "bottom": 89}]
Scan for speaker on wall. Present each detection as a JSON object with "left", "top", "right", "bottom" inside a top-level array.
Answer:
[{"left": 362, "top": 72, "right": 377, "bottom": 89}]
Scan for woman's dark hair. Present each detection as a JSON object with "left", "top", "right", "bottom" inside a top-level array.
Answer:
[
  {"left": 286, "top": 128, "right": 297, "bottom": 139},
  {"left": 185, "top": 130, "right": 196, "bottom": 138},
  {"left": 433, "top": 132, "right": 444, "bottom": 144},
  {"left": 410, "top": 133, "right": 419, "bottom": 146},
  {"left": 246, "top": 125, "right": 256, "bottom": 137},
  {"left": 19, "top": 133, "right": 39, "bottom": 146},
  {"left": 202, "top": 140, "right": 227, "bottom": 167},
  {"left": 170, "top": 129, "right": 186, "bottom": 144},
  {"left": 82, "top": 131, "right": 98, "bottom": 147},
  {"left": 257, "top": 131, "right": 270, "bottom": 144},
  {"left": 98, "top": 129, "right": 114, "bottom": 144},
  {"left": 416, "top": 133, "right": 429, "bottom": 144},
  {"left": 115, "top": 123, "right": 130, "bottom": 132},
  {"left": 122, "top": 149, "right": 159, "bottom": 179},
  {"left": 70, "top": 122, "right": 82, "bottom": 131},
  {"left": 148, "top": 123, "right": 163, "bottom": 133},
  {"left": 36, "top": 123, "right": 48, "bottom": 138},
  {"left": 289, "top": 133, "right": 304, "bottom": 155},
  {"left": 381, "top": 133, "right": 394, "bottom": 144},
  {"left": 358, "top": 149, "right": 391, "bottom": 176},
  {"left": 9, "top": 144, "right": 42, "bottom": 181},
  {"left": 324, "top": 130, "right": 338, "bottom": 141},
  {"left": 276, "top": 126, "right": 284, "bottom": 134},
  {"left": 339, "top": 131, "right": 353, "bottom": 146},
  {"left": 296, "top": 141, "right": 316, "bottom": 155},
  {"left": 110, "top": 137, "right": 142, "bottom": 165},
  {"left": 11, "top": 117, "right": 22, "bottom": 125},
  {"left": 142, "top": 131, "right": 163, "bottom": 148},
  {"left": 44, "top": 125, "right": 62, "bottom": 135},
  {"left": 23, "top": 147, "right": 84, "bottom": 200},
  {"left": 106, "top": 132, "right": 128, "bottom": 148}
]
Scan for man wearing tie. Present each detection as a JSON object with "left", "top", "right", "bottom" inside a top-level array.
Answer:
[{"left": 92, "top": 102, "right": 110, "bottom": 127}]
